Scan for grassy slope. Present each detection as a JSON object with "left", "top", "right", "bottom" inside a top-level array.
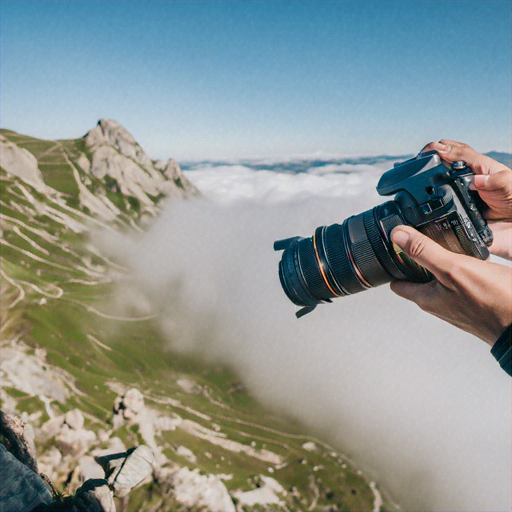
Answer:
[{"left": 0, "top": 129, "right": 396, "bottom": 512}]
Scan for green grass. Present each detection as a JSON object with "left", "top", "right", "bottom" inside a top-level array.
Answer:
[{"left": 0, "top": 128, "right": 397, "bottom": 512}]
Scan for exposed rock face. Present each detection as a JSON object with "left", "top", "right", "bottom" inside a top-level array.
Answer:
[
  {"left": 233, "top": 476, "right": 286, "bottom": 510},
  {"left": 154, "top": 158, "right": 199, "bottom": 195},
  {"left": 84, "top": 119, "right": 154, "bottom": 171},
  {"left": 40, "top": 409, "right": 96, "bottom": 456},
  {"left": 0, "top": 135, "right": 48, "bottom": 192},
  {"left": 113, "top": 388, "right": 145, "bottom": 427},
  {"left": 0, "top": 345, "right": 75, "bottom": 403},
  {"left": 155, "top": 466, "right": 236, "bottom": 512},
  {"left": 83, "top": 119, "right": 199, "bottom": 212}
]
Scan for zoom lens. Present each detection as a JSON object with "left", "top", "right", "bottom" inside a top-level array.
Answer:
[{"left": 274, "top": 201, "right": 429, "bottom": 317}]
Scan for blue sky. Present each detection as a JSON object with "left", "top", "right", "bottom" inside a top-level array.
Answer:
[{"left": 1, "top": 0, "right": 510, "bottom": 160}]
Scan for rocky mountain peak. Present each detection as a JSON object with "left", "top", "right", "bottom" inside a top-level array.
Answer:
[
  {"left": 84, "top": 119, "right": 136, "bottom": 147},
  {"left": 83, "top": 119, "right": 152, "bottom": 169}
]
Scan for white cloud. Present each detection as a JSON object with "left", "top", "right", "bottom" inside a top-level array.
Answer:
[{"left": 101, "top": 158, "right": 511, "bottom": 512}]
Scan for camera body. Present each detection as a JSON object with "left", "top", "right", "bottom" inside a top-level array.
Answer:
[
  {"left": 274, "top": 151, "right": 493, "bottom": 317},
  {"left": 377, "top": 150, "right": 492, "bottom": 260}
]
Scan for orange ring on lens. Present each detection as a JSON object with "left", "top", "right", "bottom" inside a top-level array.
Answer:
[{"left": 313, "top": 231, "right": 340, "bottom": 297}]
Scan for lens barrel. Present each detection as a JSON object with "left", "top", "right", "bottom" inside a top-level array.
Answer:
[{"left": 275, "top": 201, "right": 424, "bottom": 314}]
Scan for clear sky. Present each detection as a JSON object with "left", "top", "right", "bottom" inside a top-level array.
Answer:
[{"left": 1, "top": 0, "right": 510, "bottom": 160}]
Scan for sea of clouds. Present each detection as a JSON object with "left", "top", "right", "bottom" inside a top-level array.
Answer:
[{"left": 104, "top": 156, "right": 511, "bottom": 512}]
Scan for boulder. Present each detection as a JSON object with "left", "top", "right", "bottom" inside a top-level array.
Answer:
[
  {"left": 157, "top": 466, "right": 236, "bottom": 512},
  {"left": 65, "top": 409, "right": 85, "bottom": 430}
]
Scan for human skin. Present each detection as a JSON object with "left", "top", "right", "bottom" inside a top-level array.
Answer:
[
  {"left": 390, "top": 141, "right": 512, "bottom": 347},
  {"left": 421, "top": 140, "right": 512, "bottom": 260}
]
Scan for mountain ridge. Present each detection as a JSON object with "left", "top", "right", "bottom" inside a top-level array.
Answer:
[{"left": 0, "top": 121, "right": 395, "bottom": 511}]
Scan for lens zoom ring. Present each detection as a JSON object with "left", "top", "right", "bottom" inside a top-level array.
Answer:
[
  {"left": 350, "top": 239, "right": 389, "bottom": 287},
  {"left": 298, "top": 238, "right": 334, "bottom": 301},
  {"left": 363, "top": 210, "right": 407, "bottom": 280},
  {"left": 324, "top": 224, "right": 365, "bottom": 294}
]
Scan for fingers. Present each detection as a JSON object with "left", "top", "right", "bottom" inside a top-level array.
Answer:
[
  {"left": 471, "top": 169, "right": 512, "bottom": 221},
  {"left": 420, "top": 140, "right": 509, "bottom": 175},
  {"left": 487, "top": 221, "right": 512, "bottom": 260},
  {"left": 391, "top": 225, "right": 460, "bottom": 287}
]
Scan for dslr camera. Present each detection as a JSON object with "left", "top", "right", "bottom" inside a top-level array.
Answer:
[{"left": 274, "top": 150, "right": 493, "bottom": 317}]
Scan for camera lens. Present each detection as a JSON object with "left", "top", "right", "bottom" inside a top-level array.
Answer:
[{"left": 274, "top": 201, "right": 428, "bottom": 316}]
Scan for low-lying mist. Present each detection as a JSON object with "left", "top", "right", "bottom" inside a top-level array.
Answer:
[{"left": 102, "top": 163, "right": 511, "bottom": 511}]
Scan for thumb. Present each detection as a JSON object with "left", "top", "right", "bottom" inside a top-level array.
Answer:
[
  {"left": 471, "top": 169, "right": 512, "bottom": 220},
  {"left": 390, "top": 225, "right": 459, "bottom": 286},
  {"left": 472, "top": 169, "right": 512, "bottom": 192}
]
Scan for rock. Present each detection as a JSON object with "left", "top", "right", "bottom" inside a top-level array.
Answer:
[
  {"left": 113, "top": 388, "right": 145, "bottom": 427},
  {"left": 84, "top": 119, "right": 154, "bottom": 171},
  {"left": 39, "top": 416, "right": 65, "bottom": 442},
  {"left": 121, "top": 389, "right": 145, "bottom": 415},
  {"left": 166, "top": 466, "right": 236, "bottom": 512},
  {"left": 92, "top": 437, "right": 127, "bottom": 458},
  {"left": 75, "top": 479, "right": 116, "bottom": 512},
  {"left": 78, "top": 455, "right": 105, "bottom": 481},
  {"left": 65, "top": 409, "right": 84, "bottom": 430},
  {"left": 38, "top": 446, "right": 63, "bottom": 482},
  {"left": 233, "top": 476, "right": 287, "bottom": 510},
  {"left": 54, "top": 423, "right": 96, "bottom": 456},
  {"left": 83, "top": 119, "right": 198, "bottom": 208},
  {"left": 0, "top": 346, "right": 72, "bottom": 403},
  {"left": 0, "top": 135, "right": 48, "bottom": 192},
  {"left": 175, "top": 445, "right": 197, "bottom": 463},
  {"left": 0, "top": 411, "right": 38, "bottom": 473},
  {"left": 302, "top": 441, "right": 318, "bottom": 452},
  {"left": 155, "top": 159, "right": 200, "bottom": 196},
  {"left": 153, "top": 413, "right": 182, "bottom": 432}
]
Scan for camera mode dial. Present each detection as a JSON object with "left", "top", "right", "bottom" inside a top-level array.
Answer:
[{"left": 451, "top": 161, "right": 467, "bottom": 170}]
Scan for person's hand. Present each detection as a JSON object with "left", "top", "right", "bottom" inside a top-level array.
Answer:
[
  {"left": 420, "top": 140, "right": 512, "bottom": 260},
  {"left": 390, "top": 225, "right": 512, "bottom": 347}
]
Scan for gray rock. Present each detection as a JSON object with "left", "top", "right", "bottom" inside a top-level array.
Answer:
[
  {"left": 113, "top": 388, "right": 145, "bottom": 426},
  {"left": 75, "top": 479, "right": 116, "bottom": 512},
  {"left": 65, "top": 409, "right": 84, "bottom": 430},
  {"left": 98, "top": 445, "right": 154, "bottom": 498},
  {"left": 78, "top": 455, "right": 105, "bottom": 481},
  {"left": 54, "top": 423, "right": 96, "bottom": 456},
  {"left": 83, "top": 119, "right": 199, "bottom": 206},
  {"left": 161, "top": 466, "right": 236, "bottom": 512},
  {"left": 0, "top": 135, "right": 48, "bottom": 192},
  {"left": 0, "top": 411, "right": 38, "bottom": 473}
]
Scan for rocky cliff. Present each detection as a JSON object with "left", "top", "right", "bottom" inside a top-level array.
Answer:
[{"left": 0, "top": 121, "right": 395, "bottom": 512}]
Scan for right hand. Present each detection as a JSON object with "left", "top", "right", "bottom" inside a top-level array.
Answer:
[{"left": 421, "top": 140, "right": 512, "bottom": 260}]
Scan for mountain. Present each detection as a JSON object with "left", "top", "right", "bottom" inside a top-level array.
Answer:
[
  {"left": 0, "top": 121, "right": 394, "bottom": 511},
  {"left": 182, "top": 151, "right": 512, "bottom": 175}
]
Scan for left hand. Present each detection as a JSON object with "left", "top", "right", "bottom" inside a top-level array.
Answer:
[
  {"left": 390, "top": 225, "right": 512, "bottom": 347},
  {"left": 420, "top": 140, "right": 512, "bottom": 260}
]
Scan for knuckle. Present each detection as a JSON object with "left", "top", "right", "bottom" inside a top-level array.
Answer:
[{"left": 407, "top": 236, "right": 428, "bottom": 259}]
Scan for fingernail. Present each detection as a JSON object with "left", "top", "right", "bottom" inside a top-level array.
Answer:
[
  {"left": 391, "top": 228, "right": 410, "bottom": 249},
  {"left": 436, "top": 143, "right": 451, "bottom": 153}
]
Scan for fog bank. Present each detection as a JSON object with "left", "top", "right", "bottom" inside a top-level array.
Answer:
[{"left": 103, "top": 163, "right": 511, "bottom": 511}]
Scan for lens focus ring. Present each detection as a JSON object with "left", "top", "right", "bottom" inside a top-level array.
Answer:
[{"left": 323, "top": 224, "right": 365, "bottom": 294}]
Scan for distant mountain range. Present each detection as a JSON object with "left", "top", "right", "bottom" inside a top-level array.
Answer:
[
  {"left": 183, "top": 151, "right": 512, "bottom": 175},
  {"left": 0, "top": 121, "right": 393, "bottom": 511}
]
